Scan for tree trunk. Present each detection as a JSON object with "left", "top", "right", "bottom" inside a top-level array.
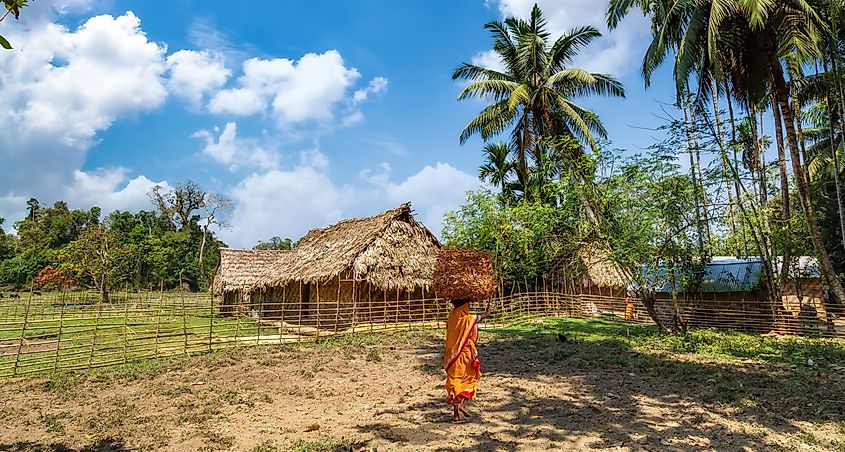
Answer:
[
  {"left": 825, "top": 55, "right": 845, "bottom": 254},
  {"left": 772, "top": 94, "right": 791, "bottom": 219},
  {"left": 199, "top": 225, "right": 208, "bottom": 284},
  {"left": 682, "top": 98, "right": 707, "bottom": 254},
  {"left": 726, "top": 89, "right": 749, "bottom": 255},
  {"left": 771, "top": 90, "right": 794, "bottom": 301},
  {"left": 768, "top": 48, "right": 845, "bottom": 310},
  {"left": 710, "top": 83, "right": 738, "bottom": 246},
  {"left": 833, "top": 136, "right": 845, "bottom": 255},
  {"left": 830, "top": 10, "right": 845, "bottom": 252},
  {"left": 750, "top": 107, "right": 769, "bottom": 207},
  {"left": 100, "top": 280, "right": 109, "bottom": 304}
]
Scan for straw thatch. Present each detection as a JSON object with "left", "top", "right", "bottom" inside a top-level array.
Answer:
[
  {"left": 252, "top": 203, "right": 441, "bottom": 292},
  {"left": 433, "top": 248, "right": 496, "bottom": 300},
  {"left": 212, "top": 249, "right": 291, "bottom": 297},
  {"left": 577, "top": 243, "right": 629, "bottom": 289}
]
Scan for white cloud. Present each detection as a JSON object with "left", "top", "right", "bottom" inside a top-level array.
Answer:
[
  {"left": 192, "top": 121, "right": 279, "bottom": 171},
  {"left": 222, "top": 154, "right": 478, "bottom": 248},
  {"left": 65, "top": 169, "right": 166, "bottom": 215},
  {"left": 359, "top": 162, "right": 479, "bottom": 235},
  {"left": 223, "top": 150, "right": 349, "bottom": 247},
  {"left": 208, "top": 87, "right": 265, "bottom": 116},
  {"left": 2, "top": 12, "right": 167, "bottom": 148},
  {"left": 166, "top": 50, "right": 230, "bottom": 108},
  {"left": 353, "top": 77, "right": 388, "bottom": 104},
  {"left": 471, "top": 50, "right": 506, "bottom": 73},
  {"left": 492, "top": 0, "right": 650, "bottom": 76},
  {"left": 208, "top": 51, "right": 386, "bottom": 127},
  {"left": 0, "top": 11, "right": 169, "bottom": 225}
]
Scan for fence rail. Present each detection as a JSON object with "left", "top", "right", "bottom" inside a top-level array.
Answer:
[{"left": 0, "top": 288, "right": 842, "bottom": 378}]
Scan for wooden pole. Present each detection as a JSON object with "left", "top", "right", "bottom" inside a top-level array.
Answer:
[
  {"left": 122, "top": 296, "right": 129, "bottom": 364},
  {"left": 87, "top": 302, "right": 102, "bottom": 369},
  {"left": 334, "top": 274, "right": 341, "bottom": 334},
  {"left": 298, "top": 282, "right": 303, "bottom": 343},
  {"left": 368, "top": 284, "right": 373, "bottom": 334},
  {"left": 53, "top": 290, "right": 66, "bottom": 372},
  {"left": 13, "top": 287, "right": 33, "bottom": 376},
  {"left": 351, "top": 278, "right": 357, "bottom": 334},
  {"left": 280, "top": 285, "right": 286, "bottom": 344},
  {"left": 316, "top": 281, "right": 321, "bottom": 337},
  {"left": 208, "top": 290, "right": 214, "bottom": 352},
  {"left": 181, "top": 287, "right": 188, "bottom": 355},
  {"left": 154, "top": 282, "right": 163, "bottom": 357}
]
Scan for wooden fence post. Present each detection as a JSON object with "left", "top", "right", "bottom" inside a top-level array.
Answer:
[
  {"left": 53, "top": 290, "right": 67, "bottom": 372},
  {"left": 13, "top": 286, "right": 34, "bottom": 376},
  {"left": 122, "top": 295, "right": 129, "bottom": 364}
]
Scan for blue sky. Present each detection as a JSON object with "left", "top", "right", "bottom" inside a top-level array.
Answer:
[{"left": 0, "top": 0, "right": 680, "bottom": 247}]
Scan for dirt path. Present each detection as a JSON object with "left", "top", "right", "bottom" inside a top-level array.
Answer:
[{"left": 0, "top": 330, "right": 843, "bottom": 451}]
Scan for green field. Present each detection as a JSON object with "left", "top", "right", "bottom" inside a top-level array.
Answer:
[
  {"left": 0, "top": 291, "right": 282, "bottom": 377},
  {"left": 3, "top": 317, "right": 845, "bottom": 450}
]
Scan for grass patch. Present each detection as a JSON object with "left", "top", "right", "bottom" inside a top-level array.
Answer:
[
  {"left": 290, "top": 438, "right": 348, "bottom": 452},
  {"left": 40, "top": 411, "right": 69, "bottom": 435},
  {"left": 251, "top": 439, "right": 281, "bottom": 452},
  {"left": 492, "top": 317, "right": 845, "bottom": 369},
  {"left": 365, "top": 348, "right": 382, "bottom": 363}
]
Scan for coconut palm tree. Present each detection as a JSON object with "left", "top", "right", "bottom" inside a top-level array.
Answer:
[
  {"left": 454, "top": 4, "right": 625, "bottom": 190},
  {"left": 479, "top": 142, "right": 517, "bottom": 201}
]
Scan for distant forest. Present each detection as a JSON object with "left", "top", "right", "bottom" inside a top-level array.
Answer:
[{"left": 0, "top": 181, "right": 236, "bottom": 295}]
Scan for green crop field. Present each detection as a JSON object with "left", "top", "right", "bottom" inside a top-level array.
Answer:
[{"left": 0, "top": 291, "right": 283, "bottom": 377}]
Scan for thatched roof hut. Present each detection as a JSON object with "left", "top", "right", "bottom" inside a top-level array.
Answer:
[
  {"left": 577, "top": 243, "right": 629, "bottom": 289},
  {"left": 252, "top": 203, "right": 441, "bottom": 293},
  {"left": 212, "top": 249, "right": 291, "bottom": 298}
]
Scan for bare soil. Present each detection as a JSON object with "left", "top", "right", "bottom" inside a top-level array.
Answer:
[{"left": 0, "top": 327, "right": 843, "bottom": 451}]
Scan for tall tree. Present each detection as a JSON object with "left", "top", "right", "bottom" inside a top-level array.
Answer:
[
  {"left": 479, "top": 142, "right": 516, "bottom": 199},
  {"left": 150, "top": 181, "right": 208, "bottom": 231},
  {"left": 198, "top": 193, "right": 232, "bottom": 283},
  {"left": 454, "top": 4, "right": 624, "bottom": 219},
  {"left": 608, "top": 0, "right": 845, "bottom": 307}
]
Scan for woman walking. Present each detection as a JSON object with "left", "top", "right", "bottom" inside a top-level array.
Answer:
[{"left": 444, "top": 299, "right": 491, "bottom": 422}]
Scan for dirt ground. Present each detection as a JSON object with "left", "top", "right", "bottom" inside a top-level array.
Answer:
[{"left": 0, "top": 326, "right": 844, "bottom": 451}]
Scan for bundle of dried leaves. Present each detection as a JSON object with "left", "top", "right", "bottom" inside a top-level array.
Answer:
[{"left": 433, "top": 248, "right": 496, "bottom": 300}]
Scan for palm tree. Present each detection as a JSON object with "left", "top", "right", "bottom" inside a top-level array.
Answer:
[
  {"left": 454, "top": 4, "right": 625, "bottom": 212},
  {"left": 608, "top": 0, "right": 845, "bottom": 297},
  {"left": 26, "top": 198, "right": 39, "bottom": 221},
  {"left": 479, "top": 142, "right": 516, "bottom": 197}
]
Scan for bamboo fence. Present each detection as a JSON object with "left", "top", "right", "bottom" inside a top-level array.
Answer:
[{"left": 0, "top": 282, "right": 842, "bottom": 378}]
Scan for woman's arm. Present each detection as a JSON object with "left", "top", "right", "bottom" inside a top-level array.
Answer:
[{"left": 479, "top": 301, "right": 492, "bottom": 320}]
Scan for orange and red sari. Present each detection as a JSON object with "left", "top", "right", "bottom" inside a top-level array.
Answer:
[{"left": 444, "top": 304, "right": 481, "bottom": 405}]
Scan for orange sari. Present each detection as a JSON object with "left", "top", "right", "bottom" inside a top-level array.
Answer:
[{"left": 444, "top": 304, "right": 481, "bottom": 405}]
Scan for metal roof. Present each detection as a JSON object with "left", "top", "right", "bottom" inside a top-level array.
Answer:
[{"left": 630, "top": 256, "right": 820, "bottom": 294}]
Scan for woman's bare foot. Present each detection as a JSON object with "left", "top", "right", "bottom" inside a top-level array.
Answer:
[
  {"left": 451, "top": 404, "right": 468, "bottom": 423},
  {"left": 458, "top": 399, "right": 472, "bottom": 418}
]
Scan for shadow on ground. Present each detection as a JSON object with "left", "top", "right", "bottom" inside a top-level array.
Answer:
[
  {"left": 0, "top": 438, "right": 128, "bottom": 452},
  {"left": 358, "top": 321, "right": 845, "bottom": 451}
]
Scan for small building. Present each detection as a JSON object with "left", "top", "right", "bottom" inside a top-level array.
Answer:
[
  {"left": 634, "top": 256, "right": 827, "bottom": 332},
  {"left": 212, "top": 248, "right": 290, "bottom": 316},
  {"left": 575, "top": 243, "right": 632, "bottom": 318},
  {"left": 775, "top": 256, "right": 827, "bottom": 329},
  {"left": 247, "top": 203, "right": 443, "bottom": 330}
]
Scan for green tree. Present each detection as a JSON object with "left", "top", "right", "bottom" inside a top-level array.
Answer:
[
  {"left": 478, "top": 142, "right": 516, "bottom": 201},
  {"left": 254, "top": 237, "right": 294, "bottom": 251},
  {"left": 454, "top": 4, "right": 624, "bottom": 219},
  {"left": 57, "top": 223, "right": 134, "bottom": 303},
  {"left": 0, "top": 0, "right": 27, "bottom": 50}
]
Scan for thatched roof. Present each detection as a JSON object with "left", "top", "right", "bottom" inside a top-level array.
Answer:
[
  {"left": 252, "top": 203, "right": 441, "bottom": 292},
  {"left": 577, "top": 243, "right": 629, "bottom": 289},
  {"left": 212, "top": 249, "right": 291, "bottom": 295}
]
